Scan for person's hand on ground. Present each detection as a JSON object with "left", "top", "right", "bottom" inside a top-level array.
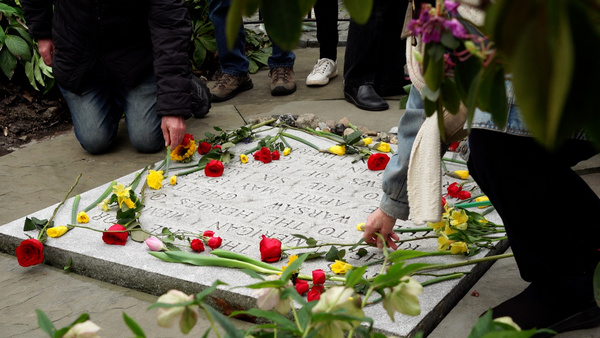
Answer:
[
  {"left": 38, "top": 39, "right": 55, "bottom": 67},
  {"left": 363, "top": 208, "right": 399, "bottom": 250},
  {"left": 161, "top": 116, "right": 186, "bottom": 147}
]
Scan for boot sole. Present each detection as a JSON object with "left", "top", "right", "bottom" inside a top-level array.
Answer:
[
  {"left": 271, "top": 85, "right": 297, "bottom": 96},
  {"left": 211, "top": 79, "right": 254, "bottom": 102}
]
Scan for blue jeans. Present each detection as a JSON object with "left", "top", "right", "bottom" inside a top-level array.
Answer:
[
  {"left": 209, "top": 0, "right": 295, "bottom": 75},
  {"left": 60, "top": 73, "right": 163, "bottom": 154}
]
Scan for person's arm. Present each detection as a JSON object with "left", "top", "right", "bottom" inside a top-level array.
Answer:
[
  {"left": 148, "top": 0, "right": 193, "bottom": 146},
  {"left": 20, "top": 0, "right": 54, "bottom": 66}
]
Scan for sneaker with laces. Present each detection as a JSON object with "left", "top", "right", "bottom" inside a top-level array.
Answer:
[
  {"left": 269, "top": 67, "right": 296, "bottom": 96},
  {"left": 306, "top": 58, "right": 337, "bottom": 86},
  {"left": 210, "top": 73, "right": 253, "bottom": 102}
]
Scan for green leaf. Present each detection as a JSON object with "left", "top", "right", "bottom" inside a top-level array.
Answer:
[
  {"left": 199, "top": 35, "right": 217, "bottom": 53},
  {"left": 193, "top": 39, "right": 207, "bottom": 68},
  {"left": 64, "top": 257, "right": 73, "bottom": 272},
  {"left": 356, "top": 248, "right": 368, "bottom": 258},
  {"left": 345, "top": 265, "right": 368, "bottom": 288},
  {"left": 202, "top": 304, "right": 246, "bottom": 338},
  {"left": 279, "top": 253, "right": 309, "bottom": 282},
  {"left": 261, "top": 0, "right": 303, "bottom": 51},
  {"left": 210, "top": 249, "right": 281, "bottom": 272},
  {"left": 180, "top": 306, "right": 198, "bottom": 334},
  {"left": 441, "top": 79, "right": 460, "bottom": 116},
  {"left": 440, "top": 31, "right": 459, "bottom": 49},
  {"left": 453, "top": 45, "right": 482, "bottom": 103},
  {"left": 423, "top": 43, "right": 445, "bottom": 92},
  {"left": 130, "top": 228, "right": 151, "bottom": 243},
  {"left": 344, "top": 130, "right": 363, "bottom": 145},
  {"left": 35, "top": 309, "right": 56, "bottom": 337},
  {"left": 5, "top": 34, "right": 31, "bottom": 61},
  {"left": 343, "top": 0, "right": 373, "bottom": 25},
  {"left": 231, "top": 308, "right": 299, "bottom": 333},
  {"left": 148, "top": 251, "right": 181, "bottom": 263},
  {"left": 225, "top": 0, "right": 244, "bottom": 50},
  {"left": 123, "top": 312, "right": 146, "bottom": 338},
  {"left": 10, "top": 26, "right": 32, "bottom": 45},
  {"left": 25, "top": 60, "right": 39, "bottom": 90},
  {"left": 325, "top": 246, "right": 339, "bottom": 262},
  {"left": 242, "top": 0, "right": 261, "bottom": 16},
  {"left": 0, "top": 47, "right": 17, "bottom": 79},
  {"left": 0, "top": 27, "right": 6, "bottom": 45}
]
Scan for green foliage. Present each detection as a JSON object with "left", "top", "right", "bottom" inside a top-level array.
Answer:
[
  {"left": 185, "top": 0, "right": 218, "bottom": 72},
  {"left": 0, "top": 0, "right": 54, "bottom": 93}
]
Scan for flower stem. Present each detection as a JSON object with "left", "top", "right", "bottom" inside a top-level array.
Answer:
[
  {"left": 200, "top": 304, "right": 222, "bottom": 338},
  {"left": 176, "top": 164, "right": 207, "bottom": 176},
  {"left": 249, "top": 118, "right": 276, "bottom": 130},
  {"left": 83, "top": 181, "right": 116, "bottom": 212},
  {"left": 165, "top": 145, "right": 171, "bottom": 177},
  {"left": 442, "top": 157, "right": 468, "bottom": 165},
  {"left": 71, "top": 194, "right": 81, "bottom": 225},
  {"left": 413, "top": 253, "right": 514, "bottom": 273},
  {"left": 455, "top": 200, "right": 492, "bottom": 208},
  {"left": 420, "top": 272, "right": 465, "bottom": 286},
  {"left": 394, "top": 227, "right": 433, "bottom": 233},
  {"left": 280, "top": 132, "right": 321, "bottom": 151},
  {"left": 39, "top": 173, "right": 82, "bottom": 241}
]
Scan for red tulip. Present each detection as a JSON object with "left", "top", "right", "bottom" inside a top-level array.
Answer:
[
  {"left": 259, "top": 235, "right": 282, "bottom": 262},
  {"left": 207, "top": 236, "right": 222, "bottom": 249},
  {"left": 312, "top": 269, "right": 326, "bottom": 285},
  {"left": 191, "top": 239, "right": 205, "bottom": 252},
  {"left": 295, "top": 279, "right": 309, "bottom": 295}
]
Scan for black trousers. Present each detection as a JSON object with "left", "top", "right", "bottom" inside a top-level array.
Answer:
[
  {"left": 467, "top": 129, "right": 600, "bottom": 303},
  {"left": 314, "top": 0, "right": 339, "bottom": 61},
  {"left": 343, "top": 0, "right": 407, "bottom": 90}
]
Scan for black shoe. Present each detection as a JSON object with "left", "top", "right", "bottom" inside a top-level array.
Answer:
[
  {"left": 191, "top": 75, "right": 212, "bottom": 118},
  {"left": 488, "top": 284, "right": 600, "bottom": 336},
  {"left": 374, "top": 82, "right": 410, "bottom": 97},
  {"left": 344, "top": 85, "right": 389, "bottom": 111}
]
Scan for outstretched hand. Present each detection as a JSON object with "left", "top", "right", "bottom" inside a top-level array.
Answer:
[
  {"left": 363, "top": 208, "right": 399, "bottom": 250},
  {"left": 161, "top": 116, "right": 186, "bottom": 147}
]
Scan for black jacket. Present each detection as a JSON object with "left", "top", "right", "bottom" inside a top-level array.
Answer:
[{"left": 21, "top": 0, "right": 192, "bottom": 118}]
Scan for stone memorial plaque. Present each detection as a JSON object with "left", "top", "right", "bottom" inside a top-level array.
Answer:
[{"left": 0, "top": 128, "right": 506, "bottom": 337}]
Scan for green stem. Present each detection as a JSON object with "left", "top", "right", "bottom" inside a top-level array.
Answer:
[
  {"left": 243, "top": 145, "right": 261, "bottom": 155},
  {"left": 442, "top": 157, "right": 468, "bottom": 165},
  {"left": 201, "top": 305, "right": 222, "bottom": 338},
  {"left": 280, "top": 134, "right": 292, "bottom": 149},
  {"left": 165, "top": 145, "right": 171, "bottom": 177},
  {"left": 280, "top": 132, "right": 321, "bottom": 151},
  {"left": 71, "top": 194, "right": 81, "bottom": 225},
  {"left": 394, "top": 227, "right": 433, "bottom": 233},
  {"left": 130, "top": 167, "right": 147, "bottom": 191},
  {"left": 454, "top": 200, "right": 492, "bottom": 208},
  {"left": 482, "top": 206, "right": 496, "bottom": 216},
  {"left": 83, "top": 181, "right": 116, "bottom": 212},
  {"left": 413, "top": 253, "right": 514, "bottom": 273},
  {"left": 290, "top": 306, "right": 303, "bottom": 334},
  {"left": 176, "top": 164, "right": 207, "bottom": 176},
  {"left": 39, "top": 174, "right": 82, "bottom": 241},
  {"left": 249, "top": 118, "right": 276, "bottom": 130},
  {"left": 420, "top": 272, "right": 465, "bottom": 286}
]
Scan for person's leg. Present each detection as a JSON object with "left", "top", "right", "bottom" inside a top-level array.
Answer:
[
  {"left": 314, "top": 0, "right": 338, "bottom": 61},
  {"left": 121, "top": 73, "right": 164, "bottom": 153},
  {"left": 467, "top": 128, "right": 600, "bottom": 330},
  {"left": 59, "top": 84, "right": 121, "bottom": 155},
  {"left": 268, "top": 44, "right": 296, "bottom": 95}
]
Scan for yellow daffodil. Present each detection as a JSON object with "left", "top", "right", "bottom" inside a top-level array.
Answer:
[
  {"left": 328, "top": 145, "right": 346, "bottom": 156},
  {"left": 450, "top": 209, "right": 468, "bottom": 226},
  {"left": 47, "top": 226, "right": 69, "bottom": 238},
  {"left": 169, "top": 175, "right": 177, "bottom": 185},
  {"left": 100, "top": 198, "right": 110, "bottom": 211},
  {"left": 123, "top": 198, "right": 136, "bottom": 209},
  {"left": 476, "top": 196, "right": 490, "bottom": 209},
  {"left": 112, "top": 183, "right": 131, "bottom": 208},
  {"left": 240, "top": 154, "right": 248, "bottom": 163},
  {"left": 170, "top": 139, "right": 197, "bottom": 162},
  {"left": 437, "top": 236, "right": 454, "bottom": 251},
  {"left": 147, "top": 170, "right": 164, "bottom": 190},
  {"left": 453, "top": 170, "right": 470, "bottom": 179},
  {"left": 330, "top": 260, "right": 352, "bottom": 274},
  {"left": 362, "top": 137, "right": 372, "bottom": 145},
  {"left": 450, "top": 241, "right": 469, "bottom": 254},
  {"left": 283, "top": 148, "right": 291, "bottom": 156},
  {"left": 356, "top": 223, "right": 365, "bottom": 231},
  {"left": 76, "top": 211, "right": 89, "bottom": 224},
  {"left": 376, "top": 142, "right": 391, "bottom": 153}
]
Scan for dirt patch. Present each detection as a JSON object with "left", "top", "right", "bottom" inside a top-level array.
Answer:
[{"left": 0, "top": 73, "right": 72, "bottom": 157}]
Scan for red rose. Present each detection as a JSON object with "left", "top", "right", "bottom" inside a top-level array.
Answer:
[
  {"left": 102, "top": 224, "right": 128, "bottom": 245},
  {"left": 295, "top": 279, "right": 309, "bottom": 295},
  {"left": 191, "top": 239, "right": 205, "bottom": 252},
  {"left": 448, "top": 141, "right": 460, "bottom": 152},
  {"left": 181, "top": 133, "right": 194, "bottom": 146},
  {"left": 259, "top": 147, "right": 272, "bottom": 163},
  {"left": 253, "top": 151, "right": 262, "bottom": 161},
  {"left": 15, "top": 239, "right": 44, "bottom": 267},
  {"left": 203, "top": 230, "right": 214, "bottom": 237},
  {"left": 312, "top": 269, "right": 326, "bottom": 285},
  {"left": 367, "top": 153, "right": 390, "bottom": 171},
  {"left": 259, "top": 235, "right": 282, "bottom": 262},
  {"left": 271, "top": 150, "right": 280, "bottom": 160},
  {"left": 307, "top": 288, "right": 321, "bottom": 302},
  {"left": 457, "top": 190, "right": 472, "bottom": 200},
  {"left": 198, "top": 141, "right": 212, "bottom": 155},
  {"left": 447, "top": 182, "right": 462, "bottom": 198},
  {"left": 205, "top": 160, "right": 225, "bottom": 177},
  {"left": 207, "top": 236, "right": 222, "bottom": 249}
]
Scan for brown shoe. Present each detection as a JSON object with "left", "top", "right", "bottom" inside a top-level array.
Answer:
[
  {"left": 269, "top": 67, "right": 296, "bottom": 96},
  {"left": 210, "top": 73, "right": 253, "bottom": 102}
]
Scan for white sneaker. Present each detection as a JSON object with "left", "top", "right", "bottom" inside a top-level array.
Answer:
[{"left": 306, "top": 58, "right": 338, "bottom": 86}]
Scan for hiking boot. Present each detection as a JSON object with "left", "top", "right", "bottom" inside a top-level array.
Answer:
[
  {"left": 269, "top": 67, "right": 296, "bottom": 96},
  {"left": 210, "top": 73, "right": 253, "bottom": 102},
  {"left": 191, "top": 75, "right": 211, "bottom": 118},
  {"left": 306, "top": 58, "right": 337, "bottom": 86}
]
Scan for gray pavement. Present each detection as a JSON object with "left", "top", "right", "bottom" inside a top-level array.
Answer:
[{"left": 2, "top": 44, "right": 600, "bottom": 337}]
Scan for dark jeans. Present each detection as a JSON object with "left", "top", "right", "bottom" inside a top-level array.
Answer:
[
  {"left": 467, "top": 129, "right": 600, "bottom": 303},
  {"left": 343, "top": 0, "right": 407, "bottom": 90},
  {"left": 314, "top": 0, "right": 339, "bottom": 61}
]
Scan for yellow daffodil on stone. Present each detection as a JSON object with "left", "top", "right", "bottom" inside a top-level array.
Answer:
[
  {"left": 47, "top": 226, "right": 70, "bottom": 238},
  {"left": 312, "top": 286, "right": 365, "bottom": 337},
  {"left": 362, "top": 137, "right": 372, "bottom": 145},
  {"left": 437, "top": 236, "right": 454, "bottom": 251},
  {"left": 76, "top": 211, "right": 89, "bottom": 224},
  {"left": 283, "top": 148, "right": 291, "bottom": 156},
  {"left": 147, "top": 170, "right": 164, "bottom": 190},
  {"left": 356, "top": 223, "right": 365, "bottom": 231},
  {"left": 123, "top": 198, "right": 136, "bottom": 209},
  {"left": 169, "top": 175, "right": 177, "bottom": 185},
  {"left": 112, "top": 183, "right": 132, "bottom": 208},
  {"left": 100, "top": 198, "right": 110, "bottom": 211},
  {"left": 453, "top": 170, "right": 469, "bottom": 179},
  {"left": 328, "top": 145, "right": 346, "bottom": 156},
  {"left": 330, "top": 260, "right": 352, "bottom": 274},
  {"left": 476, "top": 196, "right": 490, "bottom": 209},
  {"left": 450, "top": 241, "right": 469, "bottom": 254},
  {"left": 376, "top": 142, "right": 391, "bottom": 153},
  {"left": 240, "top": 154, "right": 248, "bottom": 163},
  {"left": 382, "top": 276, "right": 424, "bottom": 319}
]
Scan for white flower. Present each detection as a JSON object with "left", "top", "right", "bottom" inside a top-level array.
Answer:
[
  {"left": 382, "top": 276, "right": 424, "bottom": 319},
  {"left": 311, "top": 286, "right": 364, "bottom": 338},
  {"left": 253, "top": 275, "right": 292, "bottom": 315},
  {"left": 63, "top": 320, "right": 101, "bottom": 338},
  {"left": 156, "top": 289, "right": 197, "bottom": 333}
]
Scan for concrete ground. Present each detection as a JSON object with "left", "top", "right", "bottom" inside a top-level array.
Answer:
[{"left": 2, "top": 44, "right": 600, "bottom": 337}]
